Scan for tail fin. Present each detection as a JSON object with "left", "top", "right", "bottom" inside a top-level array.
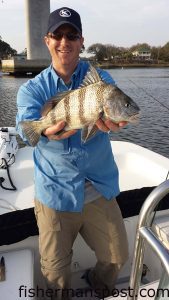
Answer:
[{"left": 20, "top": 120, "right": 43, "bottom": 147}]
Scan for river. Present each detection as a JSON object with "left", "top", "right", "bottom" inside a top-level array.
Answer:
[{"left": 0, "top": 67, "right": 169, "bottom": 158}]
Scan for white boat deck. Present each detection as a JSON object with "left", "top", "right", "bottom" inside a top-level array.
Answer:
[
  {"left": 1, "top": 138, "right": 169, "bottom": 299},
  {"left": 112, "top": 141, "right": 169, "bottom": 192},
  {"left": 1, "top": 141, "right": 169, "bottom": 215}
]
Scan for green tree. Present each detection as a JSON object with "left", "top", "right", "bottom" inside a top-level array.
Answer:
[
  {"left": 87, "top": 41, "right": 169, "bottom": 64},
  {"left": 160, "top": 42, "right": 169, "bottom": 62},
  {"left": 0, "top": 37, "right": 17, "bottom": 59},
  {"left": 87, "top": 43, "right": 127, "bottom": 61},
  {"left": 105, "top": 44, "right": 123, "bottom": 60},
  {"left": 87, "top": 43, "right": 107, "bottom": 61},
  {"left": 129, "top": 43, "right": 151, "bottom": 52},
  {"left": 150, "top": 46, "right": 159, "bottom": 60}
]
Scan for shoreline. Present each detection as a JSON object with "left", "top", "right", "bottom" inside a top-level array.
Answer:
[
  {"left": 94, "top": 62, "right": 169, "bottom": 69},
  {"left": 1, "top": 61, "right": 169, "bottom": 76}
]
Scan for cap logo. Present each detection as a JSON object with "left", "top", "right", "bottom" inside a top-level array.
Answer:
[{"left": 59, "top": 9, "right": 71, "bottom": 18}]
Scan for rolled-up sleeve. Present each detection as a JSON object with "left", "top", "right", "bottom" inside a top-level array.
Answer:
[{"left": 16, "top": 83, "right": 44, "bottom": 143}]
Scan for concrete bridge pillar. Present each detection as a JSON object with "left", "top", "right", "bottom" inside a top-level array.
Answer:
[{"left": 25, "top": 0, "right": 50, "bottom": 60}]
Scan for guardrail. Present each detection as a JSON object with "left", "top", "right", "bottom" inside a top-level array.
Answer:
[{"left": 127, "top": 179, "right": 169, "bottom": 300}]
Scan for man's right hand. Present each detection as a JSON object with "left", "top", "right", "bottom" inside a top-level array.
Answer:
[{"left": 43, "top": 121, "right": 77, "bottom": 140}]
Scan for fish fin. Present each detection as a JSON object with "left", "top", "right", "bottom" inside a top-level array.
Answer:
[
  {"left": 41, "top": 91, "right": 73, "bottom": 116},
  {"left": 80, "top": 64, "right": 102, "bottom": 88},
  {"left": 20, "top": 120, "right": 43, "bottom": 147},
  {"left": 81, "top": 124, "right": 99, "bottom": 142}
]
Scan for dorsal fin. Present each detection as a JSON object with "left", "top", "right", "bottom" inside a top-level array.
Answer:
[
  {"left": 41, "top": 64, "right": 102, "bottom": 116},
  {"left": 41, "top": 91, "right": 72, "bottom": 116},
  {"left": 80, "top": 64, "right": 102, "bottom": 88}
]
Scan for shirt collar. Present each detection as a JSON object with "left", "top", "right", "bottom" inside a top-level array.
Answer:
[{"left": 50, "top": 60, "right": 82, "bottom": 91}]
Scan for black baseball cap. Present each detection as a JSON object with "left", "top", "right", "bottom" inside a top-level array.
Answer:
[{"left": 47, "top": 7, "right": 82, "bottom": 34}]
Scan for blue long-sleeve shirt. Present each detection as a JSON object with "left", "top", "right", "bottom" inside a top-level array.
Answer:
[{"left": 16, "top": 60, "right": 120, "bottom": 212}]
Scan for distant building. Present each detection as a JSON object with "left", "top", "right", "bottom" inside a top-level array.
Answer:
[{"left": 132, "top": 48, "right": 151, "bottom": 60}]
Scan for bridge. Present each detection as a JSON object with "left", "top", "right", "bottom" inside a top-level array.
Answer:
[
  {"left": 2, "top": 0, "right": 51, "bottom": 75},
  {"left": 25, "top": 0, "right": 50, "bottom": 60}
]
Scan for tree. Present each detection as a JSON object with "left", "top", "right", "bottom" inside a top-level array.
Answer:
[
  {"left": 151, "top": 46, "right": 160, "bottom": 60},
  {"left": 0, "top": 37, "right": 17, "bottom": 59},
  {"left": 105, "top": 44, "right": 122, "bottom": 60},
  {"left": 160, "top": 42, "right": 169, "bottom": 62},
  {"left": 87, "top": 43, "right": 107, "bottom": 61},
  {"left": 129, "top": 43, "right": 151, "bottom": 52},
  {"left": 86, "top": 41, "right": 169, "bottom": 64}
]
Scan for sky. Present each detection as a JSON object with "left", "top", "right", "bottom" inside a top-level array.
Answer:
[{"left": 0, "top": 0, "right": 169, "bottom": 53}]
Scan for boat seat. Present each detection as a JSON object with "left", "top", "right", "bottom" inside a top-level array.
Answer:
[{"left": 0, "top": 248, "right": 34, "bottom": 300}]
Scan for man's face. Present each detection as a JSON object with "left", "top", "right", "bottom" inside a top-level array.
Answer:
[{"left": 45, "top": 24, "right": 84, "bottom": 68}]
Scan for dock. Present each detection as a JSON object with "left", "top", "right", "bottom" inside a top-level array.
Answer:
[{"left": 1, "top": 58, "right": 51, "bottom": 75}]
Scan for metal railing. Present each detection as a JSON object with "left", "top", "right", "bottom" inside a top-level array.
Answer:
[{"left": 127, "top": 179, "right": 169, "bottom": 300}]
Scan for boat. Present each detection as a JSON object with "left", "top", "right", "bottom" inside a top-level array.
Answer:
[{"left": 0, "top": 127, "right": 169, "bottom": 300}]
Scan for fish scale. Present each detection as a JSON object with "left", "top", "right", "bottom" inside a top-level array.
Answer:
[
  {"left": 82, "top": 85, "right": 99, "bottom": 122},
  {"left": 78, "top": 87, "right": 87, "bottom": 126},
  {"left": 63, "top": 93, "right": 71, "bottom": 124}
]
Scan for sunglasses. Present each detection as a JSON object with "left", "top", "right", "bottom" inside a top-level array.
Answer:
[{"left": 47, "top": 32, "right": 81, "bottom": 41}]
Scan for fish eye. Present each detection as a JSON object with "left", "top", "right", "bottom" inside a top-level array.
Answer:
[{"left": 125, "top": 102, "right": 131, "bottom": 108}]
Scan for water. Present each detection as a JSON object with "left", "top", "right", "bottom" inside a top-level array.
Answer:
[
  {"left": 108, "top": 68, "right": 169, "bottom": 158},
  {"left": 0, "top": 75, "right": 27, "bottom": 126},
  {"left": 0, "top": 68, "right": 169, "bottom": 158}
]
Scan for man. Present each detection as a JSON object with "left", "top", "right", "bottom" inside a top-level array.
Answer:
[{"left": 16, "top": 7, "right": 128, "bottom": 300}]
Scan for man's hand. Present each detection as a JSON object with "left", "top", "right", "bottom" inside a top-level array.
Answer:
[
  {"left": 96, "top": 119, "right": 127, "bottom": 132},
  {"left": 43, "top": 121, "right": 77, "bottom": 140}
]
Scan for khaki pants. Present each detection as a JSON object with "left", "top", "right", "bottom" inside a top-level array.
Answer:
[{"left": 34, "top": 197, "right": 128, "bottom": 299}]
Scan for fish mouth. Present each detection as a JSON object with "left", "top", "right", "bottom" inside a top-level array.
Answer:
[{"left": 129, "top": 113, "right": 140, "bottom": 123}]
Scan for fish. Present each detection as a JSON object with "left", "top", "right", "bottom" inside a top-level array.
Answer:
[{"left": 19, "top": 64, "right": 140, "bottom": 147}]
